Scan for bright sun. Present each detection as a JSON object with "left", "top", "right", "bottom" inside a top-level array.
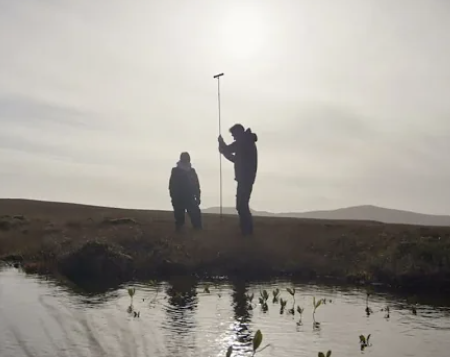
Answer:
[{"left": 219, "top": 7, "right": 267, "bottom": 60}]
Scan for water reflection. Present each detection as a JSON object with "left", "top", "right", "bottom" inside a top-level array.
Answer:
[
  {"left": 163, "top": 275, "right": 198, "bottom": 357},
  {"left": 62, "top": 275, "right": 123, "bottom": 296},
  {"left": 229, "top": 279, "right": 253, "bottom": 354},
  {"left": 14, "top": 265, "right": 122, "bottom": 307},
  {"left": 2, "top": 266, "right": 450, "bottom": 357}
]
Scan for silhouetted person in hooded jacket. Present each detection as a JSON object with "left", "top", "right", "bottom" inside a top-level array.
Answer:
[
  {"left": 218, "top": 124, "right": 258, "bottom": 235},
  {"left": 169, "top": 152, "right": 202, "bottom": 231}
]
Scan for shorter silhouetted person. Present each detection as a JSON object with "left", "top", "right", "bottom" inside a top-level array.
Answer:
[
  {"left": 169, "top": 152, "right": 202, "bottom": 231},
  {"left": 218, "top": 124, "right": 258, "bottom": 236}
]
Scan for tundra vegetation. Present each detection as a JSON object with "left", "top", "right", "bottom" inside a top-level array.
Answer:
[{"left": 1, "top": 200, "right": 449, "bottom": 296}]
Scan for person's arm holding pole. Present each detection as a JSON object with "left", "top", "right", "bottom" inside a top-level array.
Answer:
[{"left": 218, "top": 136, "right": 236, "bottom": 162}]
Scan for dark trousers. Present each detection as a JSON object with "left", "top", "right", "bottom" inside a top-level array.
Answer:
[
  {"left": 236, "top": 181, "right": 254, "bottom": 235},
  {"left": 172, "top": 198, "right": 202, "bottom": 230}
]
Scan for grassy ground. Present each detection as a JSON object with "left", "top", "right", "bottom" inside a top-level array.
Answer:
[{"left": 1, "top": 199, "right": 450, "bottom": 293}]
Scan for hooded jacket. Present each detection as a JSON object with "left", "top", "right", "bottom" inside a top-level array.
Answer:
[
  {"left": 169, "top": 161, "right": 201, "bottom": 202},
  {"left": 219, "top": 128, "right": 258, "bottom": 185}
]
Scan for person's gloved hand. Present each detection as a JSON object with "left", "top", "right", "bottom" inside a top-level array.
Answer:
[{"left": 218, "top": 136, "right": 225, "bottom": 153}]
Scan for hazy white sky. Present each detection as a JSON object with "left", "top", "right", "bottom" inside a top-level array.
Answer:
[{"left": 1, "top": 0, "right": 450, "bottom": 214}]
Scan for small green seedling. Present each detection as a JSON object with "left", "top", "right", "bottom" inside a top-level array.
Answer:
[
  {"left": 246, "top": 293, "right": 255, "bottom": 310},
  {"left": 365, "top": 291, "right": 373, "bottom": 316},
  {"left": 287, "top": 287, "right": 296, "bottom": 302},
  {"left": 279, "top": 298, "right": 287, "bottom": 314},
  {"left": 204, "top": 284, "right": 211, "bottom": 294},
  {"left": 259, "top": 290, "right": 269, "bottom": 312},
  {"left": 359, "top": 334, "right": 371, "bottom": 351},
  {"left": 412, "top": 306, "right": 417, "bottom": 315},
  {"left": 296, "top": 306, "right": 304, "bottom": 325},
  {"left": 313, "top": 296, "right": 326, "bottom": 329},
  {"left": 381, "top": 305, "right": 390, "bottom": 319},
  {"left": 252, "top": 330, "right": 271, "bottom": 356},
  {"left": 260, "top": 289, "right": 269, "bottom": 302},
  {"left": 226, "top": 346, "right": 233, "bottom": 357},
  {"left": 127, "top": 287, "right": 136, "bottom": 308},
  {"left": 272, "top": 288, "right": 280, "bottom": 303},
  {"left": 318, "top": 351, "right": 332, "bottom": 357},
  {"left": 126, "top": 288, "right": 140, "bottom": 317},
  {"left": 313, "top": 296, "right": 325, "bottom": 315},
  {"left": 287, "top": 287, "right": 296, "bottom": 315},
  {"left": 253, "top": 330, "right": 262, "bottom": 355}
]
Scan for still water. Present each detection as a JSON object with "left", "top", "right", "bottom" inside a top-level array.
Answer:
[{"left": 1, "top": 266, "right": 449, "bottom": 357}]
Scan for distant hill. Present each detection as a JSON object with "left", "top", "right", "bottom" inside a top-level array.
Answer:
[
  {"left": 1, "top": 198, "right": 449, "bottom": 227},
  {"left": 203, "top": 205, "right": 450, "bottom": 226}
]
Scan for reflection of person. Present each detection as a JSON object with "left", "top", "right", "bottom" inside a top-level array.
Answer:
[
  {"left": 218, "top": 124, "right": 258, "bottom": 235},
  {"left": 166, "top": 276, "right": 198, "bottom": 310},
  {"left": 169, "top": 152, "right": 202, "bottom": 231},
  {"left": 163, "top": 277, "right": 198, "bottom": 357},
  {"left": 230, "top": 279, "right": 253, "bottom": 346}
]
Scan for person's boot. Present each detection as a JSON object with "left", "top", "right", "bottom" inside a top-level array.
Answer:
[{"left": 190, "top": 213, "right": 202, "bottom": 230}]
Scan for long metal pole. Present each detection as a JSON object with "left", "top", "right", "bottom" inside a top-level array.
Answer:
[{"left": 214, "top": 72, "right": 224, "bottom": 219}]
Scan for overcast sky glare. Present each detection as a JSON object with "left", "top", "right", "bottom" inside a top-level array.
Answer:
[{"left": 1, "top": 0, "right": 450, "bottom": 214}]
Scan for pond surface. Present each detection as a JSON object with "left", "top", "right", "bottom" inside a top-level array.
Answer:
[{"left": 1, "top": 266, "right": 449, "bottom": 357}]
